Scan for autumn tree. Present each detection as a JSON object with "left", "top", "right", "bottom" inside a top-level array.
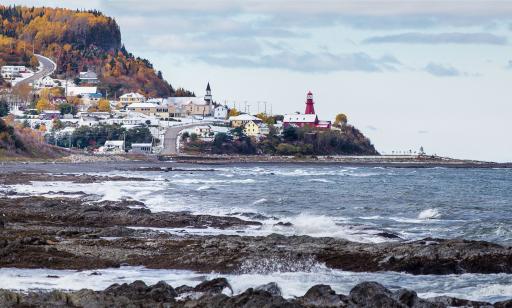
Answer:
[
  {"left": 229, "top": 108, "right": 240, "bottom": 117},
  {"left": 97, "top": 99, "right": 111, "bottom": 112},
  {"left": 35, "top": 98, "right": 51, "bottom": 112},
  {"left": 334, "top": 113, "right": 348, "bottom": 128}
]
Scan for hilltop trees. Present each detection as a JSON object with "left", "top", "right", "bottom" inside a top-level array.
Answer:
[
  {"left": 0, "top": 5, "right": 184, "bottom": 97},
  {"left": 334, "top": 113, "right": 348, "bottom": 128}
]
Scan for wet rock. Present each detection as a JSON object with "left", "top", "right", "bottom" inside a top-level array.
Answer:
[
  {"left": 275, "top": 221, "right": 293, "bottom": 227},
  {"left": 194, "top": 277, "right": 233, "bottom": 295},
  {"left": 376, "top": 232, "right": 401, "bottom": 239},
  {"left": 255, "top": 282, "right": 282, "bottom": 297},
  {"left": 494, "top": 299, "right": 512, "bottom": 307},
  {"left": 0, "top": 215, "right": 4, "bottom": 229},
  {"left": 298, "top": 284, "right": 348, "bottom": 307},
  {"left": 349, "top": 282, "right": 402, "bottom": 307},
  {"left": 427, "top": 295, "right": 493, "bottom": 307}
]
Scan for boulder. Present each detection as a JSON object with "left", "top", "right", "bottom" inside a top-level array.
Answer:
[
  {"left": 194, "top": 278, "right": 233, "bottom": 295},
  {"left": 255, "top": 282, "right": 282, "bottom": 297},
  {"left": 298, "top": 284, "right": 348, "bottom": 307}
]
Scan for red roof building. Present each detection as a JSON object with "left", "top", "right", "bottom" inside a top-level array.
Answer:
[{"left": 283, "top": 92, "right": 331, "bottom": 129}]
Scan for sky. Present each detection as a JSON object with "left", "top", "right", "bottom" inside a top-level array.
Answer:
[{"left": 6, "top": 0, "right": 512, "bottom": 162}]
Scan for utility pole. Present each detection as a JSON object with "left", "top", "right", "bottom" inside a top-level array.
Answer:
[{"left": 264, "top": 101, "right": 267, "bottom": 115}]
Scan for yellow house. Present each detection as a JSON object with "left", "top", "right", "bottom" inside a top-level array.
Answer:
[
  {"left": 244, "top": 121, "right": 260, "bottom": 136},
  {"left": 229, "top": 114, "right": 262, "bottom": 128},
  {"left": 244, "top": 121, "right": 270, "bottom": 137},
  {"left": 127, "top": 102, "right": 157, "bottom": 116}
]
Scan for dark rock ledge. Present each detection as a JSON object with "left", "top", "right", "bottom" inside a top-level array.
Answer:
[{"left": 0, "top": 279, "right": 509, "bottom": 307}]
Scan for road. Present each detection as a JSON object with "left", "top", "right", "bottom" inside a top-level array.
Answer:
[
  {"left": 17, "top": 54, "right": 56, "bottom": 87},
  {"left": 161, "top": 122, "right": 213, "bottom": 155}
]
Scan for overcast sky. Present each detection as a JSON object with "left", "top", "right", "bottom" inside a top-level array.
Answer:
[{"left": 7, "top": 0, "right": 512, "bottom": 162}]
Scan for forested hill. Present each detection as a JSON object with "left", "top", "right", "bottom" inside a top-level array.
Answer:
[{"left": 0, "top": 6, "right": 180, "bottom": 97}]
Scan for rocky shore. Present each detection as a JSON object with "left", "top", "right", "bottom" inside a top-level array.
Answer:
[
  {"left": 0, "top": 195, "right": 511, "bottom": 275},
  {"left": 0, "top": 278, "right": 509, "bottom": 307}
]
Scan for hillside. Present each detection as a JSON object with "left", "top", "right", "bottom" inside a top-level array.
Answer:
[
  {"left": 0, "top": 5, "right": 180, "bottom": 97},
  {"left": 0, "top": 116, "right": 67, "bottom": 159}
]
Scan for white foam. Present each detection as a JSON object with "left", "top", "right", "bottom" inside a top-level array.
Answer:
[
  {"left": 418, "top": 208, "right": 441, "bottom": 220},
  {"left": 252, "top": 198, "right": 268, "bottom": 205}
]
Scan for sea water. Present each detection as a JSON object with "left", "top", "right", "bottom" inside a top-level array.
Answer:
[{"left": 2, "top": 163, "right": 512, "bottom": 301}]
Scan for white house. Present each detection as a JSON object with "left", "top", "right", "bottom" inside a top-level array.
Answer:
[
  {"left": 67, "top": 86, "right": 98, "bottom": 97},
  {"left": 34, "top": 76, "right": 59, "bottom": 89},
  {"left": 102, "top": 140, "right": 125, "bottom": 153},
  {"left": 120, "top": 92, "right": 146, "bottom": 105},
  {"left": 214, "top": 105, "right": 228, "bottom": 119},
  {"left": 131, "top": 143, "right": 153, "bottom": 154},
  {"left": 1, "top": 66, "right": 26, "bottom": 80},
  {"left": 79, "top": 71, "right": 99, "bottom": 84}
]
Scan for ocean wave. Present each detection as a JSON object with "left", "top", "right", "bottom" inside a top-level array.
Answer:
[
  {"left": 252, "top": 198, "right": 268, "bottom": 205},
  {"left": 418, "top": 208, "right": 441, "bottom": 220}
]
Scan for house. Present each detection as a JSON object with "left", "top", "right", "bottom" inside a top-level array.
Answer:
[
  {"left": 214, "top": 105, "right": 228, "bottom": 119},
  {"left": 39, "top": 110, "right": 61, "bottom": 120},
  {"left": 283, "top": 91, "right": 331, "bottom": 129},
  {"left": 1, "top": 66, "right": 26, "bottom": 80},
  {"left": 131, "top": 143, "right": 152, "bottom": 154},
  {"left": 102, "top": 140, "right": 125, "bottom": 153},
  {"left": 67, "top": 86, "right": 98, "bottom": 97},
  {"left": 244, "top": 121, "right": 270, "bottom": 137},
  {"left": 194, "top": 125, "right": 212, "bottom": 138},
  {"left": 79, "top": 116, "right": 100, "bottom": 127},
  {"left": 79, "top": 71, "right": 99, "bottom": 84},
  {"left": 127, "top": 102, "right": 158, "bottom": 116},
  {"left": 49, "top": 96, "right": 67, "bottom": 105},
  {"left": 229, "top": 114, "right": 262, "bottom": 128},
  {"left": 120, "top": 92, "right": 146, "bottom": 105},
  {"left": 34, "top": 76, "right": 58, "bottom": 88}
]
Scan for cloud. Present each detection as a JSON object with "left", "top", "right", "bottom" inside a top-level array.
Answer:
[
  {"left": 507, "top": 60, "right": 512, "bottom": 69},
  {"left": 424, "top": 63, "right": 461, "bottom": 77},
  {"left": 143, "top": 34, "right": 262, "bottom": 56},
  {"left": 198, "top": 51, "right": 400, "bottom": 73},
  {"left": 363, "top": 32, "right": 507, "bottom": 45}
]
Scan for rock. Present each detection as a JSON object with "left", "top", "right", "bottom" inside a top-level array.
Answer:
[
  {"left": 255, "top": 282, "right": 282, "bottom": 297},
  {"left": 349, "top": 282, "right": 403, "bottom": 307},
  {"left": 275, "top": 221, "right": 293, "bottom": 227},
  {"left": 194, "top": 278, "right": 233, "bottom": 295},
  {"left": 0, "top": 215, "right": 4, "bottom": 229},
  {"left": 494, "top": 299, "right": 512, "bottom": 307},
  {"left": 298, "top": 284, "right": 348, "bottom": 307},
  {"left": 426, "top": 295, "right": 493, "bottom": 307}
]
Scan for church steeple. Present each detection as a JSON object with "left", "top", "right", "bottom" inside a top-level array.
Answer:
[{"left": 205, "top": 82, "right": 212, "bottom": 104}]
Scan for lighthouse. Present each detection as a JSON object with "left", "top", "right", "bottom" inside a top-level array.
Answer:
[{"left": 305, "top": 91, "right": 315, "bottom": 114}]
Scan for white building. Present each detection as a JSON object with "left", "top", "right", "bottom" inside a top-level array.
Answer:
[
  {"left": 102, "top": 140, "right": 125, "bottom": 153},
  {"left": 79, "top": 71, "right": 99, "bottom": 84},
  {"left": 120, "top": 92, "right": 146, "bottom": 105},
  {"left": 214, "top": 105, "right": 228, "bottom": 119},
  {"left": 131, "top": 143, "right": 153, "bottom": 154},
  {"left": 1, "top": 66, "right": 26, "bottom": 80},
  {"left": 34, "top": 76, "right": 58, "bottom": 88},
  {"left": 67, "top": 86, "right": 98, "bottom": 97}
]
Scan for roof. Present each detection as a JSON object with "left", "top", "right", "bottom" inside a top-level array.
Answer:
[
  {"left": 283, "top": 114, "right": 318, "bottom": 123},
  {"left": 79, "top": 71, "right": 98, "bottom": 79},
  {"left": 131, "top": 143, "right": 152, "bottom": 147},
  {"left": 120, "top": 92, "right": 145, "bottom": 99},
  {"left": 67, "top": 86, "right": 98, "bottom": 96},
  {"left": 229, "top": 114, "right": 261, "bottom": 122},
  {"left": 127, "top": 103, "right": 158, "bottom": 108},
  {"left": 167, "top": 97, "right": 207, "bottom": 106}
]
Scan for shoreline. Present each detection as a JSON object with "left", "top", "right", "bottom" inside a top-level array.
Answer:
[{"left": 166, "top": 154, "right": 512, "bottom": 168}]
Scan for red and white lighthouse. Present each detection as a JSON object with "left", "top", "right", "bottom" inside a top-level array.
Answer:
[{"left": 305, "top": 91, "right": 315, "bottom": 114}]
